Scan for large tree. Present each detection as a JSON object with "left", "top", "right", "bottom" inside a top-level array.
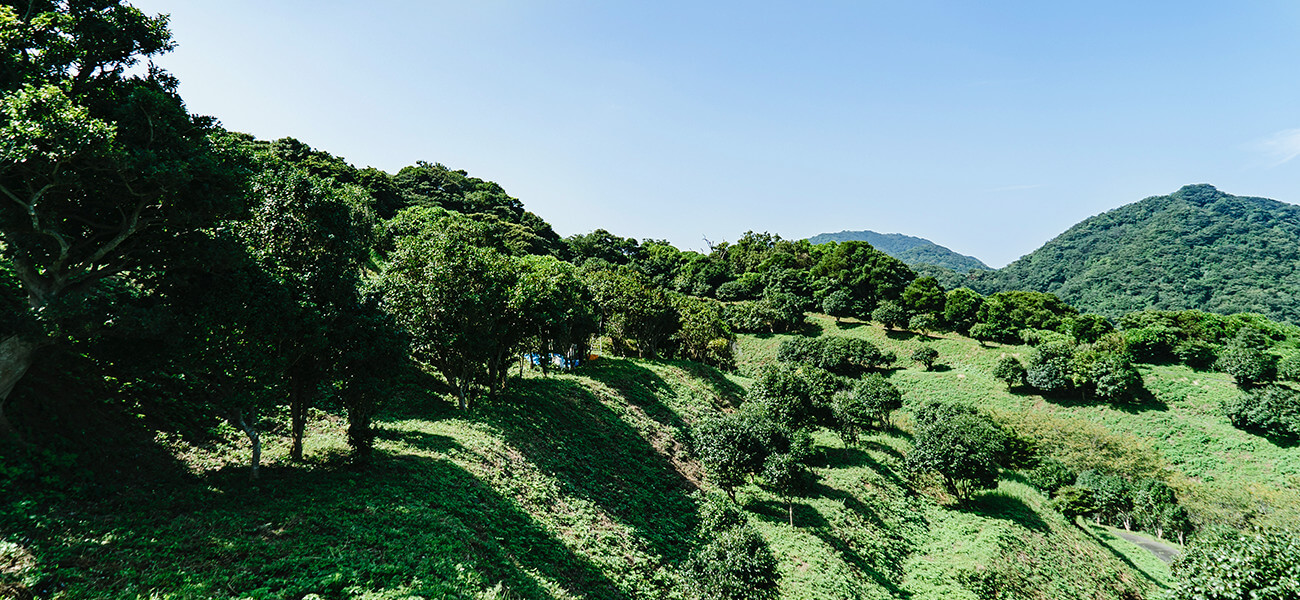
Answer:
[{"left": 0, "top": 1, "right": 241, "bottom": 436}]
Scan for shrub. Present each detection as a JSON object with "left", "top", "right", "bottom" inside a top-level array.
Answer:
[
  {"left": 1221, "top": 385, "right": 1300, "bottom": 441},
  {"left": 906, "top": 402, "right": 1006, "bottom": 501},
  {"left": 1169, "top": 528, "right": 1300, "bottom": 600},
  {"left": 872, "top": 300, "right": 909, "bottom": 330},
  {"left": 1050, "top": 485, "right": 1097, "bottom": 523},
  {"left": 1123, "top": 325, "right": 1178, "bottom": 363},
  {"left": 908, "top": 313, "right": 938, "bottom": 335},
  {"left": 1277, "top": 352, "right": 1300, "bottom": 382},
  {"left": 1215, "top": 344, "right": 1277, "bottom": 387},
  {"left": 821, "top": 288, "right": 856, "bottom": 322},
  {"left": 911, "top": 346, "right": 938, "bottom": 370},
  {"left": 993, "top": 356, "right": 1026, "bottom": 390},
  {"left": 1175, "top": 339, "right": 1218, "bottom": 369},
  {"left": 1027, "top": 457, "right": 1076, "bottom": 494},
  {"left": 1026, "top": 341, "right": 1074, "bottom": 393},
  {"left": 776, "top": 336, "right": 892, "bottom": 376},
  {"left": 968, "top": 323, "right": 998, "bottom": 346}
]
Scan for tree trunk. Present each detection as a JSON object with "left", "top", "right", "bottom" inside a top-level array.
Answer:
[
  {"left": 788, "top": 500, "right": 794, "bottom": 527},
  {"left": 235, "top": 410, "right": 261, "bottom": 481},
  {"left": 288, "top": 361, "right": 319, "bottom": 462},
  {"left": 0, "top": 336, "right": 39, "bottom": 441},
  {"left": 457, "top": 381, "right": 468, "bottom": 411},
  {"left": 539, "top": 340, "right": 550, "bottom": 377}
]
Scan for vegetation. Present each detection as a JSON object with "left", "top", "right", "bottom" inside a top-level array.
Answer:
[
  {"left": 3, "top": 3, "right": 1299, "bottom": 599},
  {"left": 974, "top": 184, "right": 1300, "bottom": 324},
  {"left": 806, "top": 230, "right": 990, "bottom": 273}
]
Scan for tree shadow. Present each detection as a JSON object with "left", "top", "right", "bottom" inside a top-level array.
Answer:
[
  {"left": 963, "top": 490, "right": 1050, "bottom": 533},
  {"left": 374, "top": 427, "right": 463, "bottom": 453},
  {"left": 480, "top": 375, "right": 698, "bottom": 562},
  {"left": 667, "top": 360, "right": 747, "bottom": 408},
  {"left": 835, "top": 320, "right": 866, "bottom": 330},
  {"left": 1081, "top": 522, "right": 1171, "bottom": 590},
  {"left": 822, "top": 444, "right": 908, "bottom": 489},
  {"left": 930, "top": 364, "right": 953, "bottom": 372},
  {"left": 1038, "top": 385, "right": 1168, "bottom": 414},
  {"left": 808, "top": 527, "right": 913, "bottom": 598},
  {"left": 797, "top": 320, "right": 826, "bottom": 337},
  {"left": 6, "top": 451, "right": 631, "bottom": 600},
  {"left": 884, "top": 329, "right": 920, "bottom": 341},
  {"left": 743, "top": 499, "right": 829, "bottom": 529}
]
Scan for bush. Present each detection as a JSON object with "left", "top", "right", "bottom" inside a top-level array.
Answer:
[
  {"left": 906, "top": 401, "right": 1006, "bottom": 501},
  {"left": 968, "top": 323, "right": 998, "bottom": 346},
  {"left": 1215, "top": 344, "right": 1277, "bottom": 387},
  {"left": 908, "top": 313, "right": 938, "bottom": 335},
  {"left": 872, "top": 300, "right": 909, "bottom": 330},
  {"left": 1169, "top": 528, "right": 1300, "bottom": 600},
  {"left": 821, "top": 288, "right": 856, "bottom": 322},
  {"left": 1277, "top": 352, "right": 1300, "bottom": 382},
  {"left": 993, "top": 356, "right": 1026, "bottom": 390},
  {"left": 1175, "top": 339, "right": 1218, "bottom": 369},
  {"left": 1027, "top": 457, "right": 1076, "bottom": 494},
  {"left": 1221, "top": 385, "right": 1300, "bottom": 441},
  {"left": 776, "top": 336, "right": 892, "bottom": 376},
  {"left": 1026, "top": 341, "right": 1074, "bottom": 393},
  {"left": 684, "top": 497, "right": 781, "bottom": 600},
  {"left": 1123, "top": 325, "right": 1178, "bottom": 363},
  {"left": 715, "top": 277, "right": 760, "bottom": 302},
  {"left": 911, "top": 346, "right": 938, "bottom": 370}
]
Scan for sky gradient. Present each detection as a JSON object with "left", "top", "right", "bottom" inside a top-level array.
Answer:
[{"left": 132, "top": 1, "right": 1300, "bottom": 267}]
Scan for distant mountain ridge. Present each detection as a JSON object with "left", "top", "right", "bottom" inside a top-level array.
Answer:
[
  {"left": 974, "top": 184, "right": 1300, "bottom": 323},
  {"left": 806, "top": 229, "right": 990, "bottom": 273}
]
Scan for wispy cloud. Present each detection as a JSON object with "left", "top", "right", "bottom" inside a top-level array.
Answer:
[
  {"left": 986, "top": 184, "right": 1043, "bottom": 193},
  {"left": 1255, "top": 128, "right": 1300, "bottom": 168}
]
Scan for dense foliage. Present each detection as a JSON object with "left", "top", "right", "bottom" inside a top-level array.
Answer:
[
  {"left": 806, "top": 229, "right": 990, "bottom": 273},
  {"left": 973, "top": 184, "right": 1300, "bottom": 324}
]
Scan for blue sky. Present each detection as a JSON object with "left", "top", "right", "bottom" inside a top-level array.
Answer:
[{"left": 133, "top": 1, "right": 1300, "bottom": 267}]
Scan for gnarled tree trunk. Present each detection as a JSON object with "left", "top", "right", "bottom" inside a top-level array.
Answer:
[
  {"left": 235, "top": 409, "right": 261, "bottom": 480},
  {"left": 0, "top": 335, "right": 39, "bottom": 441}
]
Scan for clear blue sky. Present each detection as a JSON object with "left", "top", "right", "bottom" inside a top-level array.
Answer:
[{"left": 133, "top": 1, "right": 1300, "bottom": 267}]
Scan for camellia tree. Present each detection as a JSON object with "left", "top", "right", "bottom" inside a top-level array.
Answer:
[{"left": 0, "top": 1, "right": 242, "bottom": 437}]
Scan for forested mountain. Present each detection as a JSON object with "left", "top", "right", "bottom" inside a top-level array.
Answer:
[
  {"left": 967, "top": 185, "right": 1300, "bottom": 323},
  {"left": 806, "top": 229, "right": 990, "bottom": 273}
]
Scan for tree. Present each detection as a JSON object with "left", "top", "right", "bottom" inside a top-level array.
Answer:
[
  {"left": 683, "top": 496, "right": 780, "bottom": 600},
  {"left": 761, "top": 450, "right": 816, "bottom": 527},
  {"left": 943, "top": 288, "right": 984, "bottom": 333},
  {"left": 1050, "top": 486, "right": 1098, "bottom": 525},
  {"left": 901, "top": 276, "right": 945, "bottom": 316},
  {"left": 1216, "top": 344, "right": 1276, "bottom": 388},
  {"left": 1026, "top": 341, "right": 1074, "bottom": 394},
  {"left": 906, "top": 402, "right": 1006, "bottom": 501},
  {"left": 872, "top": 300, "right": 909, "bottom": 330},
  {"left": 993, "top": 356, "right": 1026, "bottom": 390},
  {"left": 1169, "top": 528, "right": 1300, "bottom": 600},
  {"left": 809, "top": 241, "right": 914, "bottom": 313},
  {"left": 670, "top": 295, "right": 736, "bottom": 370},
  {"left": 1275, "top": 352, "right": 1300, "bottom": 382},
  {"left": 584, "top": 267, "right": 679, "bottom": 358},
  {"left": 831, "top": 373, "right": 902, "bottom": 444},
  {"left": 1077, "top": 471, "right": 1133, "bottom": 529},
  {"left": 821, "top": 288, "right": 855, "bottom": 323},
  {"left": 0, "top": 1, "right": 242, "bottom": 435},
  {"left": 911, "top": 346, "right": 938, "bottom": 370},
  {"left": 1068, "top": 314, "right": 1114, "bottom": 344},
  {"left": 378, "top": 224, "right": 517, "bottom": 409},
  {"left": 693, "top": 414, "right": 764, "bottom": 500},
  {"left": 908, "top": 313, "right": 939, "bottom": 336},
  {"left": 511, "top": 255, "right": 598, "bottom": 377},
  {"left": 236, "top": 167, "right": 376, "bottom": 461}
]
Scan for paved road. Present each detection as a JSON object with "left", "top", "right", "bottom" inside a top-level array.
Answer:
[{"left": 1111, "top": 528, "right": 1181, "bottom": 564}]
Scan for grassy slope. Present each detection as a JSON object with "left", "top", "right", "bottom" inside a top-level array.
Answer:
[
  {"left": 3, "top": 318, "right": 1205, "bottom": 599},
  {"left": 738, "top": 314, "right": 1300, "bottom": 529}
]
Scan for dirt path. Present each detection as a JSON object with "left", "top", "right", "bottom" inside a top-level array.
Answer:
[{"left": 1111, "top": 528, "right": 1181, "bottom": 564}]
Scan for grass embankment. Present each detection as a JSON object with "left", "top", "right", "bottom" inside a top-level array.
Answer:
[{"left": 3, "top": 331, "right": 1176, "bottom": 599}]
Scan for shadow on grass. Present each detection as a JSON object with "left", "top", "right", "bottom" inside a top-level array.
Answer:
[
  {"left": 823, "top": 444, "right": 909, "bottom": 490},
  {"left": 5, "top": 450, "right": 630, "bottom": 600},
  {"left": 929, "top": 364, "right": 953, "bottom": 372},
  {"left": 964, "top": 490, "right": 1050, "bottom": 533},
  {"left": 666, "top": 360, "right": 747, "bottom": 408},
  {"left": 374, "top": 427, "right": 463, "bottom": 453},
  {"left": 744, "top": 498, "right": 829, "bottom": 529},
  {"left": 1081, "top": 522, "right": 1171, "bottom": 590},
  {"left": 480, "top": 372, "right": 698, "bottom": 562},
  {"left": 808, "top": 527, "right": 912, "bottom": 598},
  {"left": 1038, "top": 385, "right": 1168, "bottom": 414}
]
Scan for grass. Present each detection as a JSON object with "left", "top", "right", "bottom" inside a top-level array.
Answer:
[
  {"left": 739, "top": 313, "right": 1300, "bottom": 530},
  {"left": 4, "top": 318, "right": 1222, "bottom": 599}
]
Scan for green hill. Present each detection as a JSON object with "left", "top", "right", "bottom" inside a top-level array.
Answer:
[
  {"left": 973, "top": 184, "right": 1300, "bottom": 323},
  {"left": 807, "top": 230, "right": 990, "bottom": 273},
  {"left": 4, "top": 331, "right": 1188, "bottom": 599}
]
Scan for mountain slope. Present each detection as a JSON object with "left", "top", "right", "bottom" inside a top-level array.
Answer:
[
  {"left": 979, "top": 184, "right": 1300, "bottom": 322},
  {"left": 807, "top": 230, "right": 990, "bottom": 273}
]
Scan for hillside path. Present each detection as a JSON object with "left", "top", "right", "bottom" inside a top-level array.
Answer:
[{"left": 1112, "top": 529, "right": 1181, "bottom": 564}]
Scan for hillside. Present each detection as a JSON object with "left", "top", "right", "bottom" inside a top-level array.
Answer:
[
  {"left": 806, "top": 230, "right": 990, "bottom": 273},
  {"left": 1, "top": 353, "right": 1176, "bottom": 599},
  {"left": 973, "top": 184, "right": 1300, "bottom": 322}
]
